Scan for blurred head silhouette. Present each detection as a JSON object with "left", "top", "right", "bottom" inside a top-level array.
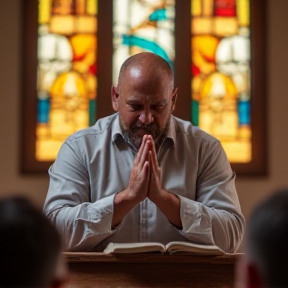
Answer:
[
  {"left": 0, "top": 196, "right": 68, "bottom": 288},
  {"left": 237, "top": 188, "right": 288, "bottom": 288}
]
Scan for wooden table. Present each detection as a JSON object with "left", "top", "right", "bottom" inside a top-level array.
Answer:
[{"left": 64, "top": 252, "right": 242, "bottom": 288}]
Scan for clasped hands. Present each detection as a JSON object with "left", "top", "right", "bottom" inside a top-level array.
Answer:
[
  {"left": 128, "top": 134, "right": 165, "bottom": 203},
  {"left": 113, "top": 134, "right": 181, "bottom": 229}
]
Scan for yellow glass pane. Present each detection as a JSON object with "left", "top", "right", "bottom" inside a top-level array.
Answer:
[
  {"left": 191, "top": 0, "right": 213, "bottom": 17},
  {"left": 36, "top": 105, "right": 89, "bottom": 161},
  {"left": 213, "top": 17, "right": 238, "bottom": 36},
  {"left": 86, "top": 75, "right": 97, "bottom": 99},
  {"left": 38, "top": 0, "right": 51, "bottom": 24},
  {"left": 191, "top": 0, "right": 201, "bottom": 16},
  {"left": 191, "top": 75, "right": 204, "bottom": 101},
  {"left": 87, "top": 0, "right": 98, "bottom": 15},
  {"left": 237, "top": 0, "right": 249, "bottom": 27},
  {"left": 203, "top": 0, "right": 213, "bottom": 16},
  {"left": 70, "top": 35, "right": 96, "bottom": 73},
  {"left": 36, "top": 138, "right": 65, "bottom": 161},
  {"left": 49, "top": 106, "right": 89, "bottom": 133},
  {"left": 192, "top": 36, "right": 219, "bottom": 75},
  {"left": 50, "top": 15, "right": 75, "bottom": 35},
  {"left": 222, "top": 139, "right": 251, "bottom": 163},
  {"left": 50, "top": 72, "right": 87, "bottom": 98},
  {"left": 191, "top": 17, "right": 213, "bottom": 34},
  {"left": 70, "top": 35, "right": 96, "bottom": 58},
  {"left": 199, "top": 102, "right": 238, "bottom": 139},
  {"left": 200, "top": 73, "right": 237, "bottom": 100},
  {"left": 76, "top": 0, "right": 86, "bottom": 14},
  {"left": 52, "top": 0, "right": 73, "bottom": 15},
  {"left": 76, "top": 16, "right": 97, "bottom": 33}
]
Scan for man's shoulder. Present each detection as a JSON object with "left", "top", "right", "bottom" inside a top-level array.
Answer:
[
  {"left": 172, "top": 116, "right": 219, "bottom": 143},
  {"left": 66, "top": 114, "right": 117, "bottom": 142}
]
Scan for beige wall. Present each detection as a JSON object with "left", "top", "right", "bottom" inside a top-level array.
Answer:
[
  {"left": 1, "top": 0, "right": 288, "bottom": 251},
  {"left": 0, "top": 0, "right": 50, "bottom": 206}
]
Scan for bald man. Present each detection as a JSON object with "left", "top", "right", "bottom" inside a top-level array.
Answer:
[{"left": 44, "top": 52, "right": 244, "bottom": 253}]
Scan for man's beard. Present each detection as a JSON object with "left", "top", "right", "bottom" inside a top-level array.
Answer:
[{"left": 120, "top": 117, "right": 170, "bottom": 151}]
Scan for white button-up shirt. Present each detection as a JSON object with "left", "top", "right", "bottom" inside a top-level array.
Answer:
[{"left": 44, "top": 113, "right": 244, "bottom": 253}]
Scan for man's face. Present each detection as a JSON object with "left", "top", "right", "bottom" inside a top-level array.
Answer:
[{"left": 112, "top": 66, "right": 177, "bottom": 151}]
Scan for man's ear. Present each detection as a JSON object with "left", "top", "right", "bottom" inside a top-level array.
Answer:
[
  {"left": 171, "top": 87, "right": 178, "bottom": 112},
  {"left": 111, "top": 86, "right": 120, "bottom": 112}
]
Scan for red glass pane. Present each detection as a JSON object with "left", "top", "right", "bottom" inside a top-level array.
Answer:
[{"left": 213, "top": 0, "right": 236, "bottom": 17}]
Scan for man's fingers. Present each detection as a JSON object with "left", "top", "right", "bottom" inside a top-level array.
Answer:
[
  {"left": 148, "top": 136, "right": 158, "bottom": 169},
  {"left": 148, "top": 151, "right": 155, "bottom": 176},
  {"left": 134, "top": 135, "right": 147, "bottom": 165},
  {"left": 142, "top": 160, "right": 150, "bottom": 177},
  {"left": 139, "top": 140, "right": 151, "bottom": 168}
]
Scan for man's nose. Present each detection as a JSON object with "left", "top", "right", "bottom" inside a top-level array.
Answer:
[{"left": 139, "top": 109, "right": 153, "bottom": 124}]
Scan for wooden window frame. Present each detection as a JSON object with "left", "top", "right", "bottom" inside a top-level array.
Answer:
[{"left": 21, "top": 0, "right": 267, "bottom": 175}]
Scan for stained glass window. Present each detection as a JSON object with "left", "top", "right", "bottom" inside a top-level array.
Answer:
[
  {"left": 36, "top": 0, "right": 98, "bottom": 161},
  {"left": 191, "top": 0, "right": 251, "bottom": 163},
  {"left": 22, "top": 0, "right": 266, "bottom": 174},
  {"left": 112, "top": 0, "right": 175, "bottom": 84}
]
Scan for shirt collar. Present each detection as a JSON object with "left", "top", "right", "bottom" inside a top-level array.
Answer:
[
  {"left": 166, "top": 116, "right": 176, "bottom": 147},
  {"left": 111, "top": 113, "right": 123, "bottom": 141}
]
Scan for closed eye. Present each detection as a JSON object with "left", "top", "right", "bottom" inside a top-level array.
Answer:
[
  {"left": 152, "top": 105, "right": 165, "bottom": 112},
  {"left": 128, "top": 104, "right": 142, "bottom": 111}
]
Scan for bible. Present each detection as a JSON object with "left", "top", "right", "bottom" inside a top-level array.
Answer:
[{"left": 103, "top": 241, "right": 224, "bottom": 255}]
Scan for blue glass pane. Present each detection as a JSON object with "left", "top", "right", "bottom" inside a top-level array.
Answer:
[
  {"left": 238, "top": 100, "right": 250, "bottom": 125},
  {"left": 149, "top": 9, "right": 167, "bottom": 21},
  {"left": 37, "top": 98, "right": 50, "bottom": 123}
]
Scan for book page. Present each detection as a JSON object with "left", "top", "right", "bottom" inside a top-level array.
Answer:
[
  {"left": 165, "top": 241, "right": 224, "bottom": 255},
  {"left": 103, "top": 242, "right": 166, "bottom": 254}
]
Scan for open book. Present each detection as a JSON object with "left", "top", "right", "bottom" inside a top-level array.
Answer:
[{"left": 103, "top": 241, "right": 224, "bottom": 255}]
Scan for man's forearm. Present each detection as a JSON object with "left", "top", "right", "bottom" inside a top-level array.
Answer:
[
  {"left": 46, "top": 201, "right": 115, "bottom": 251},
  {"left": 112, "top": 189, "right": 142, "bottom": 228}
]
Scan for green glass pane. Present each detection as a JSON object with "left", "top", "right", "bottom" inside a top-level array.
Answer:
[
  {"left": 89, "top": 99, "right": 96, "bottom": 126},
  {"left": 192, "top": 100, "right": 199, "bottom": 126}
]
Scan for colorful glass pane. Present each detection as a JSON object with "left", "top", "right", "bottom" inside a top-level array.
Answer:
[
  {"left": 191, "top": 0, "right": 251, "bottom": 163},
  {"left": 36, "top": 0, "right": 98, "bottom": 161},
  {"left": 113, "top": 0, "right": 175, "bottom": 84},
  {"left": 214, "top": 0, "right": 236, "bottom": 17}
]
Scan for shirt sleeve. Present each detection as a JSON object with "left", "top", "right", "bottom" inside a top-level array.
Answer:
[
  {"left": 43, "top": 141, "right": 116, "bottom": 252},
  {"left": 178, "top": 139, "right": 245, "bottom": 253}
]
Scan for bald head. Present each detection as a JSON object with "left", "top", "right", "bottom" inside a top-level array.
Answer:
[{"left": 118, "top": 52, "right": 174, "bottom": 92}]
